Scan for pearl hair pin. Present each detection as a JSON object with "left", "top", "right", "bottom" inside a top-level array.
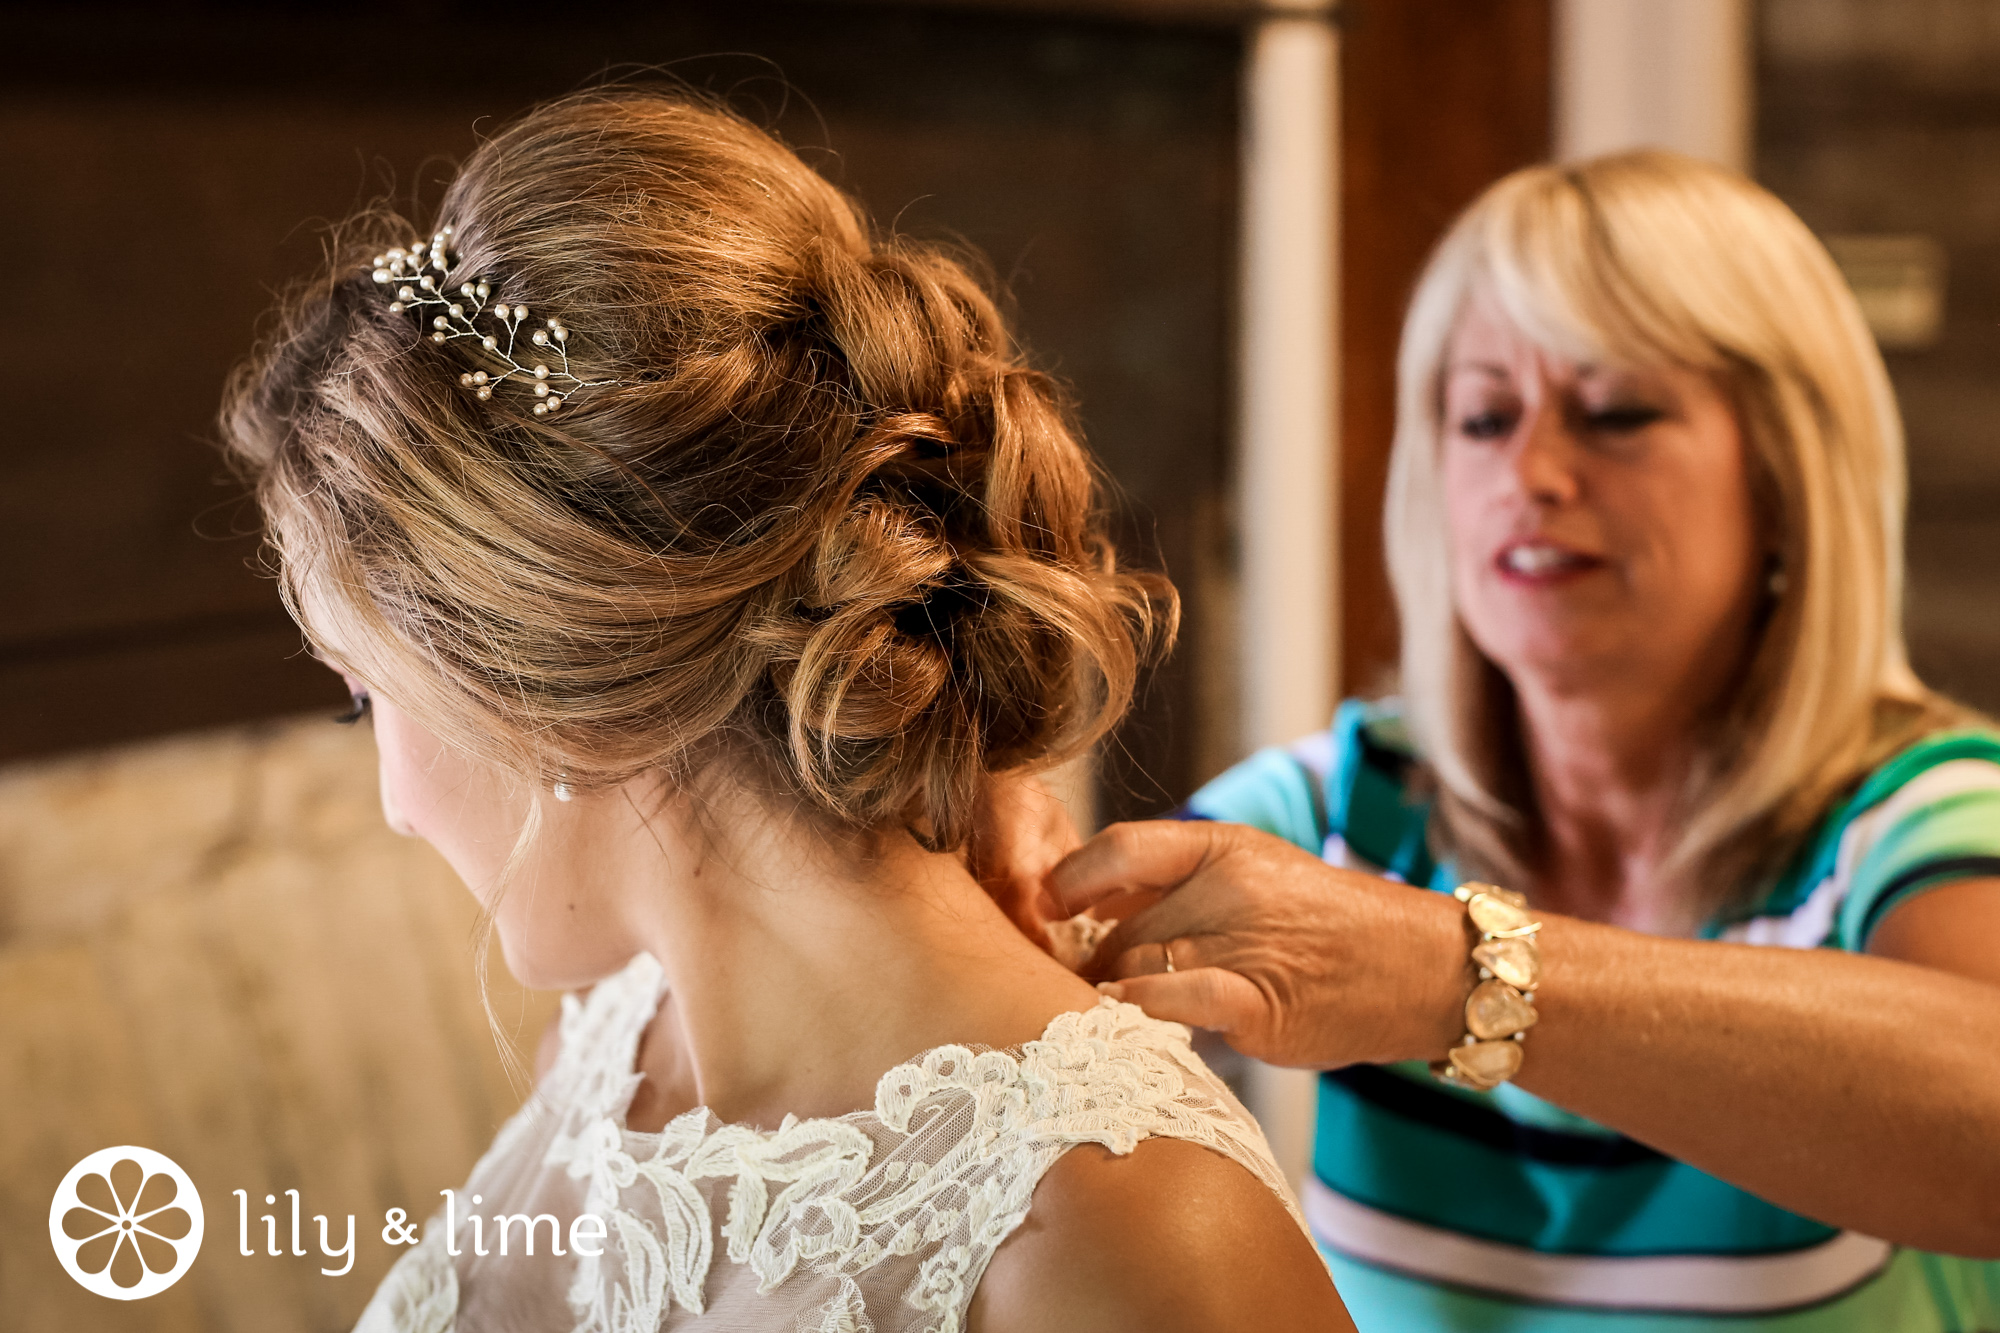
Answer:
[{"left": 369, "top": 227, "right": 617, "bottom": 415}]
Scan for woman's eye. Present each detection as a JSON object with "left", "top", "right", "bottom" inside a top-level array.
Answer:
[
  {"left": 334, "top": 691, "right": 373, "bottom": 725},
  {"left": 1585, "top": 405, "right": 1664, "bottom": 433},
  {"left": 1456, "top": 410, "right": 1516, "bottom": 441}
]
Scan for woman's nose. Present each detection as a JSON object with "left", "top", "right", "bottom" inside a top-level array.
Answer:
[{"left": 1510, "top": 403, "right": 1582, "bottom": 506}]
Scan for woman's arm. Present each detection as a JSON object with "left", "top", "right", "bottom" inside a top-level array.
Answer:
[
  {"left": 1521, "top": 886, "right": 2000, "bottom": 1256},
  {"left": 970, "top": 1138, "right": 1355, "bottom": 1333},
  {"left": 1055, "top": 820, "right": 2000, "bottom": 1257},
  {"left": 1870, "top": 875, "right": 2000, "bottom": 984}
]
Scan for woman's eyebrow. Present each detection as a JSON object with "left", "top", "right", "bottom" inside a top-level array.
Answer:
[
  {"left": 1572, "top": 363, "right": 1659, "bottom": 390},
  {"left": 1444, "top": 361, "right": 1514, "bottom": 381}
]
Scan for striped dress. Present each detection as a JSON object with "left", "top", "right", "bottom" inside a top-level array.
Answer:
[{"left": 1185, "top": 699, "right": 2000, "bottom": 1331}]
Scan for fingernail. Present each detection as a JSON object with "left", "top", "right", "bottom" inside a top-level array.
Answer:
[{"left": 1095, "top": 981, "right": 1125, "bottom": 1000}]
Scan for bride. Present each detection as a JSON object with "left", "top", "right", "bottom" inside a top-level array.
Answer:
[{"left": 223, "top": 89, "right": 1347, "bottom": 1332}]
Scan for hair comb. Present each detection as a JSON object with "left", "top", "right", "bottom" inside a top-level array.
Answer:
[{"left": 370, "top": 227, "right": 617, "bottom": 415}]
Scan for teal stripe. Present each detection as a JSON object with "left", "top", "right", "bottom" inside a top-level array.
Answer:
[
  {"left": 1313, "top": 1074, "right": 1833, "bottom": 1257},
  {"left": 1320, "top": 1244, "right": 2000, "bottom": 1332},
  {"left": 1327, "top": 699, "right": 1438, "bottom": 883},
  {"left": 1183, "top": 744, "right": 1325, "bottom": 852}
]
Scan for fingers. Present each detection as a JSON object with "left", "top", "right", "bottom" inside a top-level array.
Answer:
[
  {"left": 1103, "top": 934, "right": 1212, "bottom": 980},
  {"left": 1097, "top": 966, "right": 1267, "bottom": 1036},
  {"left": 1083, "top": 886, "right": 1238, "bottom": 980},
  {"left": 994, "top": 883, "right": 1063, "bottom": 952},
  {"left": 1047, "top": 820, "right": 1222, "bottom": 914}
]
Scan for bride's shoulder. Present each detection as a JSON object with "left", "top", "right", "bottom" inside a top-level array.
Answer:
[{"left": 968, "top": 1137, "right": 1353, "bottom": 1333}]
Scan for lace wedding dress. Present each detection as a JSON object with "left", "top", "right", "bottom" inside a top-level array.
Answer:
[{"left": 354, "top": 952, "right": 1303, "bottom": 1333}]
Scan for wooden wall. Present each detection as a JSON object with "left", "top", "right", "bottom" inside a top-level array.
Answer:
[
  {"left": 1337, "top": 0, "right": 1553, "bottom": 695},
  {"left": 1757, "top": 0, "right": 2000, "bottom": 717},
  {"left": 0, "top": 3, "right": 1241, "bottom": 818}
]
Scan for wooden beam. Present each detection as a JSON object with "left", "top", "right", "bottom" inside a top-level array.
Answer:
[{"left": 1337, "top": 0, "right": 1552, "bottom": 697}]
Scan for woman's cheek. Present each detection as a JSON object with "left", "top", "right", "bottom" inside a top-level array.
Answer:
[
  {"left": 366, "top": 696, "right": 512, "bottom": 887},
  {"left": 378, "top": 773, "right": 419, "bottom": 838},
  {"left": 1442, "top": 457, "right": 1513, "bottom": 647},
  {"left": 1633, "top": 466, "right": 1759, "bottom": 646},
  {"left": 369, "top": 702, "right": 442, "bottom": 839}
]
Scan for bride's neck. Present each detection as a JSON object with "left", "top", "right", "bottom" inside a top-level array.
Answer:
[{"left": 593, "top": 774, "right": 1096, "bottom": 1130}]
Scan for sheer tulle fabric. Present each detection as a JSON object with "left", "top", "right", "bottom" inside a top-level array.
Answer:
[{"left": 353, "top": 953, "right": 1303, "bottom": 1333}]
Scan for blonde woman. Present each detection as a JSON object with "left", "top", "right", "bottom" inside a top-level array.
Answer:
[
  {"left": 1039, "top": 152, "right": 2000, "bottom": 1329},
  {"left": 223, "top": 91, "right": 1348, "bottom": 1331}
]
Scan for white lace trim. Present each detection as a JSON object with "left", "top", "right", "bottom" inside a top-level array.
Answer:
[{"left": 354, "top": 953, "right": 1300, "bottom": 1333}]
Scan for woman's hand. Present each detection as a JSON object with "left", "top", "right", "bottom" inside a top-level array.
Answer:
[
  {"left": 1052, "top": 820, "right": 1469, "bottom": 1068},
  {"left": 1058, "top": 822, "right": 2000, "bottom": 1254}
]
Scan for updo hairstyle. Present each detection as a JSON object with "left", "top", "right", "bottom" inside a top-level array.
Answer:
[{"left": 223, "top": 89, "right": 1173, "bottom": 849}]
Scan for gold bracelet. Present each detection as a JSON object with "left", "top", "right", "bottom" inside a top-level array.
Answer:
[{"left": 1430, "top": 882, "right": 1542, "bottom": 1090}]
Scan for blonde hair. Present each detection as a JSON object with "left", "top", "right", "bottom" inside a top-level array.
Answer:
[
  {"left": 1385, "top": 149, "right": 1964, "bottom": 911},
  {"left": 223, "top": 89, "right": 1173, "bottom": 852}
]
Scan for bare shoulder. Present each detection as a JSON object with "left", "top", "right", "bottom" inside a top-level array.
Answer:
[{"left": 968, "top": 1137, "right": 1354, "bottom": 1333}]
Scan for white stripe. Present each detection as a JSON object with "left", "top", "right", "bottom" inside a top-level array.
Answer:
[
  {"left": 1286, "top": 728, "right": 1337, "bottom": 782},
  {"left": 1322, "top": 834, "right": 1405, "bottom": 883},
  {"left": 1718, "top": 867, "right": 1847, "bottom": 948},
  {"left": 1303, "top": 1177, "right": 1893, "bottom": 1313}
]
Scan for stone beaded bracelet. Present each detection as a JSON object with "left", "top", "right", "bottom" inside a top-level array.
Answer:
[{"left": 1430, "top": 881, "right": 1542, "bottom": 1090}]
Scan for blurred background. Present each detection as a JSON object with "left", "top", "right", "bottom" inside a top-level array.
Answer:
[{"left": 2, "top": 1, "right": 1993, "bottom": 1327}]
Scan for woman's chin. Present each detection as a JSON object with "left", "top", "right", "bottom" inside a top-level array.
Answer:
[
  {"left": 1484, "top": 633, "right": 1648, "bottom": 692},
  {"left": 495, "top": 934, "right": 570, "bottom": 991},
  {"left": 495, "top": 929, "right": 635, "bottom": 994}
]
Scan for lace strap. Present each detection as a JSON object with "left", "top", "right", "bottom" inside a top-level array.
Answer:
[{"left": 546, "top": 953, "right": 668, "bottom": 1117}]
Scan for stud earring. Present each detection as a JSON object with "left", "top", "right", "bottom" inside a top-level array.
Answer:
[{"left": 552, "top": 776, "right": 574, "bottom": 803}]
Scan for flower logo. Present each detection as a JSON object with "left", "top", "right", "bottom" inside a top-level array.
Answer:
[{"left": 49, "top": 1146, "right": 204, "bottom": 1299}]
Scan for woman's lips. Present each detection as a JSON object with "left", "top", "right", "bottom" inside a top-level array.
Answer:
[{"left": 1494, "top": 541, "right": 1604, "bottom": 585}]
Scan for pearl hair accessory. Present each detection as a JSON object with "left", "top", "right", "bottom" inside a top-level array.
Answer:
[{"left": 369, "top": 227, "right": 617, "bottom": 415}]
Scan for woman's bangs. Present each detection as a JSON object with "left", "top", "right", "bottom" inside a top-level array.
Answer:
[{"left": 1474, "top": 181, "right": 1716, "bottom": 376}]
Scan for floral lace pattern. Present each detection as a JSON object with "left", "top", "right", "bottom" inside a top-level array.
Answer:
[{"left": 354, "top": 953, "right": 1301, "bottom": 1333}]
